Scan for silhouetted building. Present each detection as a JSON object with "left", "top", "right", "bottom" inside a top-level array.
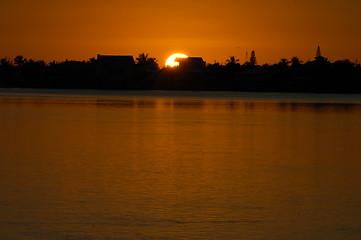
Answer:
[
  {"left": 314, "top": 46, "right": 328, "bottom": 63},
  {"left": 177, "top": 57, "right": 206, "bottom": 71}
]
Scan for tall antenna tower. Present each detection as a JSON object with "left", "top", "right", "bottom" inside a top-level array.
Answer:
[{"left": 316, "top": 46, "right": 321, "bottom": 58}]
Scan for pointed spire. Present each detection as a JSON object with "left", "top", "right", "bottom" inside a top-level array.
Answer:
[{"left": 316, "top": 46, "right": 321, "bottom": 58}]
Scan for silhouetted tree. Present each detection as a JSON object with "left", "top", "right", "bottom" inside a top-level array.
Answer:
[
  {"left": 136, "top": 53, "right": 159, "bottom": 71},
  {"left": 226, "top": 56, "right": 239, "bottom": 65},
  {"left": 279, "top": 58, "right": 290, "bottom": 67},
  {"left": 250, "top": 51, "right": 256, "bottom": 66},
  {"left": 207, "top": 61, "right": 223, "bottom": 72},
  {"left": 88, "top": 57, "right": 97, "bottom": 64},
  {"left": 14, "top": 56, "right": 27, "bottom": 67},
  {"left": 225, "top": 56, "right": 241, "bottom": 72},
  {"left": 38, "top": 60, "right": 45, "bottom": 67},
  {"left": 136, "top": 53, "right": 153, "bottom": 65},
  {"left": 333, "top": 59, "right": 354, "bottom": 70},
  {"left": 49, "top": 61, "right": 58, "bottom": 67},
  {"left": 2, "top": 51, "right": 361, "bottom": 93},
  {"left": 291, "top": 57, "right": 302, "bottom": 67},
  {"left": 0, "top": 58, "right": 12, "bottom": 67}
]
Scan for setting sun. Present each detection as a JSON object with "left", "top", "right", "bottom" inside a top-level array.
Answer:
[{"left": 165, "top": 53, "right": 188, "bottom": 67}]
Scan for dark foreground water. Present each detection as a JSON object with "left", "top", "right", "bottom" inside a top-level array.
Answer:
[{"left": 1, "top": 89, "right": 361, "bottom": 240}]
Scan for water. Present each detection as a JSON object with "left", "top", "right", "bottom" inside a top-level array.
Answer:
[{"left": 1, "top": 88, "right": 361, "bottom": 240}]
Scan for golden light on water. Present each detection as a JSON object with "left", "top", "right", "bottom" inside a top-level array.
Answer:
[{"left": 165, "top": 53, "right": 188, "bottom": 67}]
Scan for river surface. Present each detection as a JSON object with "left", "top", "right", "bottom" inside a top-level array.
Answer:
[{"left": 1, "top": 88, "right": 361, "bottom": 240}]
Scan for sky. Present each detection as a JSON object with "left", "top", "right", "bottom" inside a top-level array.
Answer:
[{"left": 1, "top": 0, "right": 361, "bottom": 66}]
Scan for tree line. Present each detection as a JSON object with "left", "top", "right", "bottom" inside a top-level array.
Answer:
[{"left": 1, "top": 52, "right": 361, "bottom": 93}]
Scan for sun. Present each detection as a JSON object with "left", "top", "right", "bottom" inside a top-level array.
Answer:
[{"left": 165, "top": 53, "right": 188, "bottom": 67}]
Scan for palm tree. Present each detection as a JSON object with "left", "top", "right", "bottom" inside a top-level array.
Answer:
[
  {"left": 136, "top": 53, "right": 154, "bottom": 64},
  {"left": 136, "top": 53, "right": 159, "bottom": 71},
  {"left": 226, "top": 56, "right": 240, "bottom": 65}
]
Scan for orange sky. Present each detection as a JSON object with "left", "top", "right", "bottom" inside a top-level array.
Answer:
[{"left": 1, "top": 0, "right": 361, "bottom": 66}]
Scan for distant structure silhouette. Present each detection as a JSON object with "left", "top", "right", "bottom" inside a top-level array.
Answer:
[
  {"left": 250, "top": 50, "right": 257, "bottom": 66},
  {"left": 97, "top": 54, "right": 135, "bottom": 71},
  {"left": 177, "top": 57, "right": 205, "bottom": 71},
  {"left": 316, "top": 46, "right": 322, "bottom": 58},
  {"left": 314, "top": 46, "right": 328, "bottom": 62},
  {"left": 1, "top": 50, "right": 361, "bottom": 93}
]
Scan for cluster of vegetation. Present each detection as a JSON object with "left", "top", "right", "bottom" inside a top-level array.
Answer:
[
  {"left": 1, "top": 52, "right": 361, "bottom": 93},
  {"left": 203, "top": 52, "right": 361, "bottom": 93}
]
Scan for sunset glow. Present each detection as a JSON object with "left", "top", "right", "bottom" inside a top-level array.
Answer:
[
  {"left": 1, "top": 1, "right": 361, "bottom": 65},
  {"left": 165, "top": 54, "right": 188, "bottom": 67}
]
